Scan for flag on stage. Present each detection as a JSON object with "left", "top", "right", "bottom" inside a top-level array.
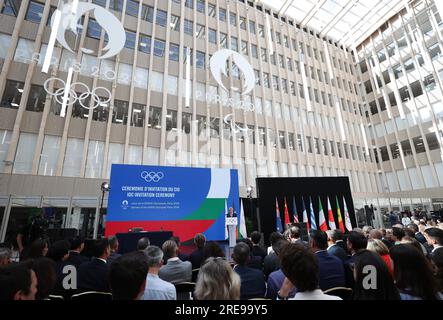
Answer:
[
  {"left": 224, "top": 199, "right": 229, "bottom": 239},
  {"left": 292, "top": 196, "right": 299, "bottom": 223},
  {"left": 336, "top": 196, "right": 345, "bottom": 232},
  {"left": 239, "top": 199, "right": 247, "bottom": 239},
  {"left": 318, "top": 197, "right": 327, "bottom": 231},
  {"left": 309, "top": 196, "right": 317, "bottom": 230},
  {"left": 301, "top": 196, "right": 309, "bottom": 232},
  {"left": 343, "top": 196, "right": 353, "bottom": 232},
  {"left": 275, "top": 197, "right": 283, "bottom": 233},
  {"left": 327, "top": 196, "right": 336, "bottom": 230},
  {"left": 284, "top": 197, "right": 291, "bottom": 227}
]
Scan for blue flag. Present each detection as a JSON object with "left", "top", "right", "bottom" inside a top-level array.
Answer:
[
  {"left": 309, "top": 196, "right": 317, "bottom": 230},
  {"left": 275, "top": 197, "right": 283, "bottom": 233}
]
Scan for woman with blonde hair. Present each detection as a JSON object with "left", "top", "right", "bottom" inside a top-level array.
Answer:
[
  {"left": 367, "top": 239, "right": 393, "bottom": 276},
  {"left": 194, "top": 257, "right": 240, "bottom": 300}
]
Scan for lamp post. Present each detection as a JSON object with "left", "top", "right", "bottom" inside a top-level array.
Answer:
[{"left": 93, "top": 182, "right": 110, "bottom": 239}]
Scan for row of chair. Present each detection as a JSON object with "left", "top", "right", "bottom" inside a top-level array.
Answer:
[{"left": 44, "top": 286, "right": 353, "bottom": 301}]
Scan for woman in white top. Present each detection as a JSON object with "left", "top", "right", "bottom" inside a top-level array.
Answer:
[{"left": 276, "top": 242, "right": 341, "bottom": 300}]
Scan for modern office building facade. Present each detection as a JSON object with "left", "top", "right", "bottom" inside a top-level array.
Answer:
[{"left": 0, "top": 0, "right": 441, "bottom": 238}]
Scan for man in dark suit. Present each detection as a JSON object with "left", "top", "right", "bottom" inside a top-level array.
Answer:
[
  {"left": 424, "top": 227, "right": 443, "bottom": 257},
  {"left": 232, "top": 242, "right": 266, "bottom": 300},
  {"left": 344, "top": 231, "right": 368, "bottom": 288},
  {"left": 289, "top": 226, "right": 308, "bottom": 248},
  {"left": 66, "top": 237, "right": 89, "bottom": 269},
  {"left": 263, "top": 239, "right": 286, "bottom": 279},
  {"left": 78, "top": 239, "right": 111, "bottom": 292},
  {"left": 189, "top": 233, "right": 206, "bottom": 269},
  {"left": 250, "top": 231, "right": 267, "bottom": 260},
  {"left": 310, "top": 230, "right": 345, "bottom": 291},
  {"left": 407, "top": 223, "right": 427, "bottom": 244},
  {"left": 326, "top": 230, "right": 348, "bottom": 262},
  {"left": 170, "top": 236, "right": 189, "bottom": 262},
  {"left": 237, "top": 238, "right": 262, "bottom": 270},
  {"left": 107, "top": 236, "right": 121, "bottom": 265}
]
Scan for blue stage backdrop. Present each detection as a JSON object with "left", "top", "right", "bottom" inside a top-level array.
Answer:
[{"left": 105, "top": 165, "right": 240, "bottom": 242}]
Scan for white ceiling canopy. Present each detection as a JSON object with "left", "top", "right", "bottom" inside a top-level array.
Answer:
[{"left": 258, "top": 0, "right": 409, "bottom": 49}]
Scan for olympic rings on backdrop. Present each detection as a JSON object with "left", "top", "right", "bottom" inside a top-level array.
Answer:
[
  {"left": 43, "top": 77, "right": 112, "bottom": 110},
  {"left": 141, "top": 171, "right": 164, "bottom": 183}
]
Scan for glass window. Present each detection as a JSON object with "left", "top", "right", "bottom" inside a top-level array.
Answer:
[
  {"left": 38, "top": 135, "right": 60, "bottom": 176},
  {"left": 196, "top": 51, "right": 205, "bottom": 69},
  {"left": 131, "top": 103, "right": 145, "bottom": 128},
  {"left": 62, "top": 138, "right": 83, "bottom": 177},
  {"left": 196, "top": 0, "right": 205, "bottom": 13},
  {"left": 85, "top": 140, "right": 104, "bottom": 178},
  {"left": 113, "top": 100, "right": 129, "bottom": 125},
  {"left": 219, "top": 8, "right": 226, "bottom": 22},
  {"left": 153, "top": 38, "right": 165, "bottom": 57},
  {"left": 1, "top": 80, "right": 23, "bottom": 109},
  {"left": 2, "top": 0, "right": 22, "bottom": 17},
  {"left": 126, "top": 0, "right": 139, "bottom": 17},
  {"left": 249, "top": 20, "right": 256, "bottom": 34},
  {"left": 151, "top": 71, "right": 163, "bottom": 92},
  {"left": 184, "top": 19, "right": 193, "bottom": 35},
  {"left": 208, "top": 3, "right": 216, "bottom": 17},
  {"left": 208, "top": 28, "right": 217, "bottom": 44},
  {"left": 148, "top": 106, "right": 162, "bottom": 129},
  {"left": 185, "top": 0, "right": 194, "bottom": 9},
  {"left": 220, "top": 32, "right": 227, "bottom": 48},
  {"left": 196, "top": 24, "right": 205, "bottom": 39},
  {"left": 241, "top": 40, "right": 248, "bottom": 55},
  {"left": 261, "top": 48, "right": 267, "bottom": 62},
  {"left": 13, "top": 132, "right": 37, "bottom": 174},
  {"left": 170, "top": 15, "right": 180, "bottom": 31},
  {"left": 258, "top": 24, "right": 265, "bottom": 38},
  {"left": 169, "top": 43, "right": 179, "bottom": 61},
  {"left": 125, "top": 30, "right": 136, "bottom": 49},
  {"left": 138, "top": 34, "right": 151, "bottom": 53},
  {"left": 140, "top": 4, "right": 154, "bottom": 22},
  {"left": 25, "top": 1, "right": 44, "bottom": 23},
  {"left": 231, "top": 36, "right": 238, "bottom": 51},
  {"left": 166, "top": 110, "right": 177, "bottom": 131},
  {"left": 240, "top": 16, "right": 246, "bottom": 30},
  {"left": 26, "top": 85, "right": 46, "bottom": 112},
  {"left": 229, "top": 12, "right": 237, "bottom": 26},
  {"left": 0, "top": 130, "right": 12, "bottom": 172},
  {"left": 182, "top": 112, "right": 192, "bottom": 134}
]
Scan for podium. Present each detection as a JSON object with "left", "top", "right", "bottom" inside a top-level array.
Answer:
[{"left": 226, "top": 217, "right": 238, "bottom": 248}]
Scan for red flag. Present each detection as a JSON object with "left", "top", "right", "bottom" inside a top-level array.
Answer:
[
  {"left": 327, "top": 196, "right": 337, "bottom": 230},
  {"left": 284, "top": 197, "right": 290, "bottom": 227}
]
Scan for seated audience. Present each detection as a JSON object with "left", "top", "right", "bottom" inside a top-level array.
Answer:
[
  {"left": 0, "top": 247, "right": 12, "bottom": 266},
  {"left": 326, "top": 230, "right": 348, "bottom": 262},
  {"left": 107, "top": 236, "right": 121, "bottom": 265},
  {"left": 288, "top": 226, "right": 308, "bottom": 247},
  {"left": 159, "top": 240, "right": 192, "bottom": 284},
  {"left": 250, "top": 231, "right": 267, "bottom": 260},
  {"left": 194, "top": 257, "right": 240, "bottom": 300},
  {"left": 66, "top": 237, "right": 89, "bottom": 269},
  {"left": 137, "top": 237, "right": 150, "bottom": 251},
  {"left": 23, "top": 239, "right": 49, "bottom": 260},
  {"left": 264, "top": 239, "right": 287, "bottom": 279},
  {"left": 367, "top": 239, "right": 393, "bottom": 275},
  {"left": 142, "top": 246, "right": 176, "bottom": 300},
  {"left": 32, "top": 257, "right": 56, "bottom": 300},
  {"left": 310, "top": 230, "right": 345, "bottom": 291},
  {"left": 390, "top": 244, "right": 442, "bottom": 300},
  {"left": 189, "top": 233, "right": 206, "bottom": 269},
  {"left": 0, "top": 261, "right": 37, "bottom": 300},
  {"left": 232, "top": 242, "right": 266, "bottom": 300},
  {"left": 78, "top": 239, "right": 111, "bottom": 292},
  {"left": 345, "top": 231, "right": 368, "bottom": 288},
  {"left": 267, "top": 232, "right": 285, "bottom": 255},
  {"left": 277, "top": 243, "right": 341, "bottom": 300},
  {"left": 266, "top": 242, "right": 296, "bottom": 300},
  {"left": 170, "top": 236, "right": 189, "bottom": 262},
  {"left": 237, "top": 238, "right": 262, "bottom": 270},
  {"left": 109, "top": 251, "right": 148, "bottom": 300},
  {"left": 352, "top": 250, "right": 399, "bottom": 300},
  {"left": 202, "top": 241, "right": 225, "bottom": 263}
]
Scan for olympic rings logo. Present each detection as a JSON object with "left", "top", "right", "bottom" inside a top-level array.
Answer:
[
  {"left": 141, "top": 171, "right": 164, "bottom": 182},
  {"left": 43, "top": 77, "right": 112, "bottom": 110}
]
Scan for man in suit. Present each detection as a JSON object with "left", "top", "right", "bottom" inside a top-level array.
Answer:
[
  {"left": 424, "top": 227, "right": 443, "bottom": 256},
  {"left": 137, "top": 237, "right": 150, "bottom": 251},
  {"left": 227, "top": 207, "right": 237, "bottom": 218},
  {"left": 326, "top": 230, "right": 348, "bottom": 262},
  {"left": 232, "top": 242, "right": 266, "bottom": 300},
  {"left": 159, "top": 240, "right": 192, "bottom": 284},
  {"left": 250, "top": 231, "right": 267, "bottom": 260},
  {"left": 237, "top": 238, "right": 262, "bottom": 270},
  {"left": 309, "top": 230, "right": 345, "bottom": 291},
  {"left": 78, "top": 239, "right": 111, "bottom": 292},
  {"left": 170, "top": 236, "right": 189, "bottom": 262},
  {"left": 263, "top": 239, "right": 287, "bottom": 279},
  {"left": 189, "top": 233, "right": 206, "bottom": 269},
  {"left": 289, "top": 226, "right": 308, "bottom": 247},
  {"left": 107, "top": 236, "right": 121, "bottom": 265},
  {"left": 344, "top": 231, "right": 368, "bottom": 288},
  {"left": 66, "top": 237, "right": 89, "bottom": 269},
  {"left": 407, "top": 223, "right": 427, "bottom": 244}
]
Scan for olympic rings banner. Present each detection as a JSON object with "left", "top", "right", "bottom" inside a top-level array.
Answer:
[{"left": 105, "top": 165, "right": 240, "bottom": 242}]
